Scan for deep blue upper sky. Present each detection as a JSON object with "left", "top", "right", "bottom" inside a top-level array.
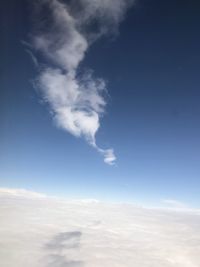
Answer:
[{"left": 1, "top": 0, "right": 200, "bottom": 206}]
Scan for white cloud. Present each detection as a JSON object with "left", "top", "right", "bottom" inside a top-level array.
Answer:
[
  {"left": 1, "top": 188, "right": 200, "bottom": 267},
  {"left": 97, "top": 147, "right": 116, "bottom": 165},
  {"left": 38, "top": 69, "right": 105, "bottom": 145},
  {"left": 162, "top": 199, "right": 189, "bottom": 209},
  {"left": 0, "top": 187, "right": 46, "bottom": 198},
  {"left": 31, "top": 0, "right": 134, "bottom": 164}
]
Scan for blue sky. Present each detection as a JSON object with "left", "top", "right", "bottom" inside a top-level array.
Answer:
[{"left": 1, "top": 0, "right": 200, "bottom": 207}]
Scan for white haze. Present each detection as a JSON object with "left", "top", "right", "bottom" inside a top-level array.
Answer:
[
  {"left": 1, "top": 188, "right": 200, "bottom": 267},
  {"left": 32, "top": 0, "right": 134, "bottom": 164}
]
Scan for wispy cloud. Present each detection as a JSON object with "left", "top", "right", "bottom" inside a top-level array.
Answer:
[{"left": 30, "top": 0, "right": 134, "bottom": 164}]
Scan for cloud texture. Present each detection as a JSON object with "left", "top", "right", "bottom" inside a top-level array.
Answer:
[
  {"left": 31, "top": 0, "right": 133, "bottom": 164},
  {"left": 1, "top": 188, "right": 200, "bottom": 267}
]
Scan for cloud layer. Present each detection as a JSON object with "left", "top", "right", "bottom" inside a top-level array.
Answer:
[
  {"left": 1, "top": 188, "right": 200, "bottom": 267},
  {"left": 31, "top": 0, "right": 133, "bottom": 164}
]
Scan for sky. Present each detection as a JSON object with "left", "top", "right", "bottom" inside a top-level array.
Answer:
[{"left": 1, "top": 0, "right": 200, "bottom": 207}]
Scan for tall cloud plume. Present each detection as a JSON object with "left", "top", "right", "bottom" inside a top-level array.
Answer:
[{"left": 31, "top": 0, "right": 133, "bottom": 164}]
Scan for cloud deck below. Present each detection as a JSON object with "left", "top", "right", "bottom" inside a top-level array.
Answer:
[{"left": 0, "top": 189, "right": 200, "bottom": 267}]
